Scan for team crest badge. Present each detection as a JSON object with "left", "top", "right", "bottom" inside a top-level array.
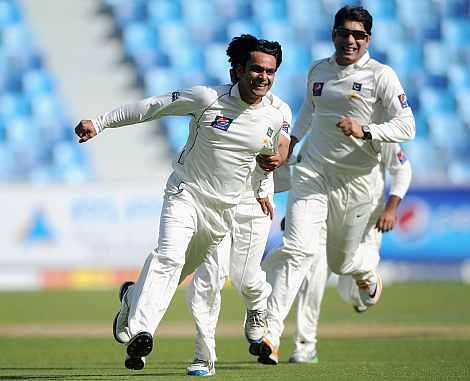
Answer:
[
  {"left": 211, "top": 115, "right": 233, "bottom": 131},
  {"left": 398, "top": 94, "right": 409, "bottom": 109},
  {"left": 352, "top": 82, "right": 362, "bottom": 91},
  {"left": 266, "top": 127, "right": 273, "bottom": 137},
  {"left": 312, "top": 82, "right": 324, "bottom": 96},
  {"left": 171, "top": 91, "right": 180, "bottom": 102},
  {"left": 281, "top": 121, "right": 290, "bottom": 134}
]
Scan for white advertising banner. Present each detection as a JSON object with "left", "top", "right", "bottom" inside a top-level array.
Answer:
[{"left": 0, "top": 183, "right": 164, "bottom": 270}]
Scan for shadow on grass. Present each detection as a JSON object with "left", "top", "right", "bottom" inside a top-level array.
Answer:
[{"left": 0, "top": 369, "right": 179, "bottom": 379}]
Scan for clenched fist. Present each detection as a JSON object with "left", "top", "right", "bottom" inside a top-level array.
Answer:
[
  {"left": 75, "top": 120, "right": 97, "bottom": 143},
  {"left": 336, "top": 116, "right": 364, "bottom": 138}
]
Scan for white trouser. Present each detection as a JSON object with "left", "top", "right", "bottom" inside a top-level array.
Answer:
[
  {"left": 264, "top": 161, "right": 379, "bottom": 346},
  {"left": 127, "top": 173, "right": 234, "bottom": 337},
  {"left": 186, "top": 198, "right": 272, "bottom": 362},
  {"left": 293, "top": 206, "right": 383, "bottom": 351}
]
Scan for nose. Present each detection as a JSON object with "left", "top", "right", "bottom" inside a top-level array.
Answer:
[{"left": 345, "top": 33, "right": 356, "bottom": 43}]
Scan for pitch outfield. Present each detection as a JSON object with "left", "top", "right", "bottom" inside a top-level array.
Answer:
[{"left": 1, "top": 282, "right": 469, "bottom": 380}]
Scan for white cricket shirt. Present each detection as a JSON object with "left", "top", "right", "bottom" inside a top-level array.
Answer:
[
  {"left": 92, "top": 83, "right": 291, "bottom": 206},
  {"left": 292, "top": 52, "right": 415, "bottom": 175}
]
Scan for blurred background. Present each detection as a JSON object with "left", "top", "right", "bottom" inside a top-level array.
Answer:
[{"left": 0, "top": 0, "right": 469, "bottom": 290}]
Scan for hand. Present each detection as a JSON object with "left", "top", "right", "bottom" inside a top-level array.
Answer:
[
  {"left": 375, "top": 208, "right": 397, "bottom": 233},
  {"left": 75, "top": 119, "right": 97, "bottom": 143},
  {"left": 256, "top": 153, "right": 283, "bottom": 172},
  {"left": 256, "top": 197, "right": 274, "bottom": 220},
  {"left": 336, "top": 116, "right": 363, "bottom": 138}
]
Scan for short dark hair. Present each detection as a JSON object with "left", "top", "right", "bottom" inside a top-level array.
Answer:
[
  {"left": 226, "top": 34, "right": 283, "bottom": 71},
  {"left": 334, "top": 6, "right": 373, "bottom": 35}
]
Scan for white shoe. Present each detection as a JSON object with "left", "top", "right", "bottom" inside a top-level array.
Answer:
[
  {"left": 244, "top": 309, "right": 267, "bottom": 344},
  {"left": 186, "top": 359, "right": 215, "bottom": 376},
  {"left": 113, "top": 281, "right": 134, "bottom": 344},
  {"left": 288, "top": 349, "right": 319, "bottom": 364},
  {"left": 357, "top": 272, "right": 382, "bottom": 307}
]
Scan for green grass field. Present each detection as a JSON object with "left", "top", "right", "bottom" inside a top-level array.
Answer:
[{"left": 1, "top": 282, "right": 469, "bottom": 380}]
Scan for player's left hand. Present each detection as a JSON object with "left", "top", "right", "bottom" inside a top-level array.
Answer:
[
  {"left": 375, "top": 208, "right": 397, "bottom": 233},
  {"left": 256, "top": 153, "right": 283, "bottom": 172},
  {"left": 256, "top": 197, "right": 274, "bottom": 220},
  {"left": 336, "top": 116, "right": 364, "bottom": 138}
]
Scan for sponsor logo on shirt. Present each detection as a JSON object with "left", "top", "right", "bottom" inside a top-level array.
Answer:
[
  {"left": 352, "top": 82, "right": 362, "bottom": 91},
  {"left": 171, "top": 91, "right": 180, "bottom": 102},
  {"left": 397, "top": 149, "right": 407, "bottom": 164},
  {"left": 211, "top": 115, "right": 233, "bottom": 131},
  {"left": 281, "top": 121, "right": 290, "bottom": 134},
  {"left": 266, "top": 127, "right": 273, "bottom": 137},
  {"left": 312, "top": 82, "right": 324, "bottom": 96},
  {"left": 398, "top": 93, "right": 409, "bottom": 109}
]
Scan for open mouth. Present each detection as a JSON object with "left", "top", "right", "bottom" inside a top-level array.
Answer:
[{"left": 342, "top": 46, "right": 357, "bottom": 54}]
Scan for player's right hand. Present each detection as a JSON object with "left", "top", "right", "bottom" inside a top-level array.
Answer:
[
  {"left": 256, "top": 197, "right": 274, "bottom": 220},
  {"left": 75, "top": 119, "right": 97, "bottom": 143}
]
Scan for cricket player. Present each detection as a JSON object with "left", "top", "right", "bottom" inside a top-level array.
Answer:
[
  {"left": 256, "top": 6, "right": 416, "bottom": 365},
  {"left": 185, "top": 156, "right": 294, "bottom": 376},
  {"left": 285, "top": 142, "right": 412, "bottom": 363},
  {"left": 74, "top": 34, "right": 291, "bottom": 370},
  {"left": 183, "top": 66, "right": 291, "bottom": 376}
]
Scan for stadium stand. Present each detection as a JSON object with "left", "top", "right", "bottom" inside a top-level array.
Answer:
[
  {"left": 0, "top": 0, "right": 91, "bottom": 182},
  {"left": 5, "top": 0, "right": 469, "bottom": 184},
  {"left": 100, "top": 0, "right": 470, "bottom": 185}
]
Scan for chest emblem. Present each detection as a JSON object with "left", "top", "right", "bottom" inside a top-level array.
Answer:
[
  {"left": 352, "top": 82, "right": 362, "bottom": 91},
  {"left": 312, "top": 82, "right": 324, "bottom": 96},
  {"left": 266, "top": 127, "right": 274, "bottom": 137},
  {"left": 211, "top": 116, "right": 233, "bottom": 131}
]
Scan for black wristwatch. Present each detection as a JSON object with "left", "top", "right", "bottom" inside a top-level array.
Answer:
[{"left": 361, "top": 125, "right": 372, "bottom": 140}]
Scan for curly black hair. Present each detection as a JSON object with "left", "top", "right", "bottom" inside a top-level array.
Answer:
[{"left": 226, "top": 34, "right": 282, "bottom": 72}]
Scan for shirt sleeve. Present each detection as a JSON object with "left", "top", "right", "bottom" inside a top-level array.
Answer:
[
  {"left": 279, "top": 101, "right": 293, "bottom": 140},
  {"left": 368, "top": 66, "right": 416, "bottom": 143},
  {"left": 291, "top": 69, "right": 315, "bottom": 141},
  {"left": 382, "top": 143, "right": 412, "bottom": 199},
  {"left": 252, "top": 164, "right": 274, "bottom": 198},
  {"left": 91, "top": 86, "right": 211, "bottom": 133}
]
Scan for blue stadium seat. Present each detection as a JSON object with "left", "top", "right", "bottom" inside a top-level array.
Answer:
[
  {"left": 0, "top": 0, "right": 21, "bottom": 28},
  {"left": 442, "top": 19, "right": 470, "bottom": 48},
  {"left": 0, "top": 93, "right": 29, "bottom": 120},
  {"left": 449, "top": 65, "right": 470, "bottom": 92},
  {"left": 213, "top": 0, "right": 252, "bottom": 19},
  {"left": 419, "top": 87, "right": 456, "bottom": 116},
  {"left": 287, "top": 0, "right": 329, "bottom": 28},
  {"left": 182, "top": 0, "right": 217, "bottom": 25},
  {"left": 204, "top": 43, "right": 231, "bottom": 84},
  {"left": 226, "top": 20, "right": 260, "bottom": 39},
  {"left": 156, "top": 21, "right": 191, "bottom": 51},
  {"left": 109, "top": 0, "right": 147, "bottom": 30},
  {"left": 144, "top": 67, "right": 182, "bottom": 96},
  {"left": 251, "top": 0, "right": 287, "bottom": 21},
  {"left": 102, "top": 0, "right": 470, "bottom": 185},
  {"left": 361, "top": 0, "right": 397, "bottom": 20},
  {"left": 455, "top": 89, "right": 470, "bottom": 123},
  {"left": 147, "top": 0, "right": 181, "bottom": 26},
  {"left": 22, "top": 69, "right": 55, "bottom": 98}
]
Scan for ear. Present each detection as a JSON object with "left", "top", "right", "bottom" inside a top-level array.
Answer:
[
  {"left": 234, "top": 63, "right": 244, "bottom": 79},
  {"left": 331, "top": 29, "right": 336, "bottom": 42}
]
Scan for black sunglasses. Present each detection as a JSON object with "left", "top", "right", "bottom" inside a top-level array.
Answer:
[{"left": 334, "top": 27, "right": 369, "bottom": 41}]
